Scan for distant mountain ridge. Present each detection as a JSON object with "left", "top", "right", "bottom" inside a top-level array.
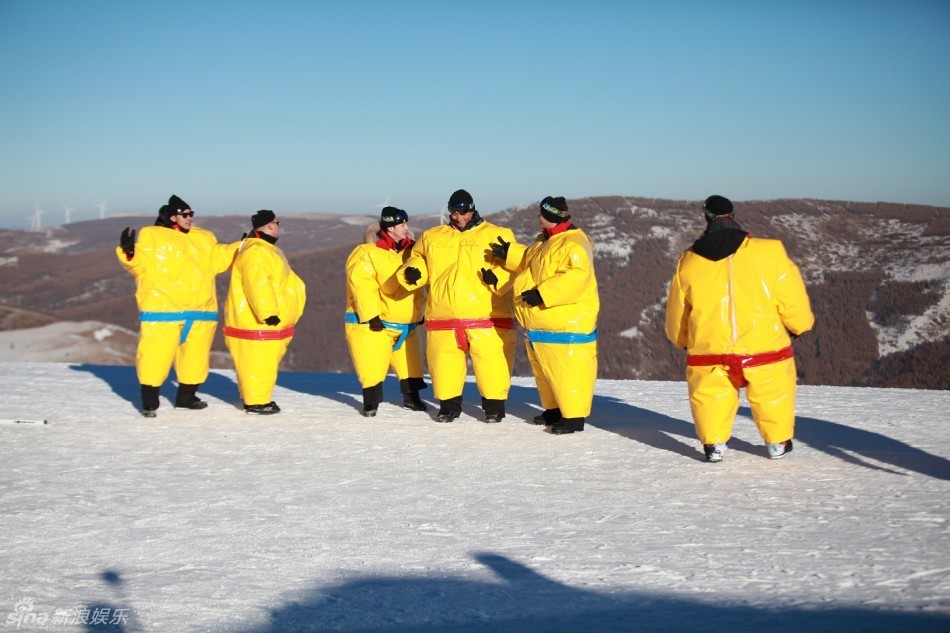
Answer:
[{"left": 1, "top": 197, "right": 947, "bottom": 389}]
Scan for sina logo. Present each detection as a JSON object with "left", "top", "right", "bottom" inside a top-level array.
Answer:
[{"left": 6, "top": 597, "right": 48, "bottom": 628}]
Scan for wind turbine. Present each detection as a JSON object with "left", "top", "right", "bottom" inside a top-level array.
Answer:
[
  {"left": 96, "top": 198, "right": 108, "bottom": 220},
  {"left": 63, "top": 205, "right": 75, "bottom": 225},
  {"left": 373, "top": 193, "right": 392, "bottom": 210},
  {"left": 31, "top": 205, "right": 44, "bottom": 230}
]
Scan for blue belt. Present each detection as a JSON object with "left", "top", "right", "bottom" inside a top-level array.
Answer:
[
  {"left": 525, "top": 329, "right": 598, "bottom": 344},
  {"left": 345, "top": 312, "right": 420, "bottom": 351},
  {"left": 140, "top": 310, "right": 219, "bottom": 344}
]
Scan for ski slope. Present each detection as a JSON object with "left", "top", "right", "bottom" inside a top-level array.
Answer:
[{"left": 1, "top": 362, "right": 948, "bottom": 632}]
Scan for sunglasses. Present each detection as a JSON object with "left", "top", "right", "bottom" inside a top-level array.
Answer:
[
  {"left": 173, "top": 211, "right": 195, "bottom": 218},
  {"left": 449, "top": 207, "right": 475, "bottom": 215}
]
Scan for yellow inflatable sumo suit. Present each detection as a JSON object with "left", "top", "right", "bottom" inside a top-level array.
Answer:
[
  {"left": 116, "top": 200, "right": 238, "bottom": 415},
  {"left": 224, "top": 213, "right": 306, "bottom": 414},
  {"left": 501, "top": 200, "right": 599, "bottom": 435},
  {"left": 665, "top": 196, "right": 814, "bottom": 460},
  {"left": 397, "top": 190, "right": 516, "bottom": 423},
  {"left": 345, "top": 212, "right": 427, "bottom": 416}
]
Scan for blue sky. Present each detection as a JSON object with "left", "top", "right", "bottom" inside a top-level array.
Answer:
[{"left": 1, "top": 0, "right": 948, "bottom": 229}]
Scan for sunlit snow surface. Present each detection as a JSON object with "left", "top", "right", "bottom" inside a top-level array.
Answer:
[{"left": 0, "top": 362, "right": 948, "bottom": 632}]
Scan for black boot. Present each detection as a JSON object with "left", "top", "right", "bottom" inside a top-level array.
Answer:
[
  {"left": 400, "top": 379, "right": 428, "bottom": 411},
  {"left": 362, "top": 382, "right": 383, "bottom": 417},
  {"left": 402, "top": 392, "right": 428, "bottom": 411},
  {"left": 482, "top": 398, "right": 505, "bottom": 423},
  {"left": 437, "top": 396, "right": 463, "bottom": 423},
  {"left": 549, "top": 417, "right": 585, "bottom": 435},
  {"left": 175, "top": 383, "right": 208, "bottom": 410},
  {"left": 141, "top": 384, "right": 160, "bottom": 417},
  {"left": 532, "top": 408, "right": 562, "bottom": 426},
  {"left": 245, "top": 402, "right": 281, "bottom": 415}
]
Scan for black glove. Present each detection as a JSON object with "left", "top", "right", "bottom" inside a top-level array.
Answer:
[
  {"left": 491, "top": 236, "right": 510, "bottom": 260},
  {"left": 404, "top": 266, "right": 422, "bottom": 285},
  {"left": 120, "top": 227, "right": 136, "bottom": 258},
  {"left": 368, "top": 316, "right": 385, "bottom": 331},
  {"left": 481, "top": 268, "right": 498, "bottom": 288},
  {"left": 264, "top": 315, "right": 281, "bottom": 326},
  {"left": 520, "top": 288, "right": 543, "bottom": 307}
]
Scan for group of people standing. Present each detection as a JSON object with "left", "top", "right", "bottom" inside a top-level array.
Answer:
[
  {"left": 117, "top": 196, "right": 305, "bottom": 418},
  {"left": 117, "top": 190, "right": 814, "bottom": 457},
  {"left": 344, "top": 189, "right": 599, "bottom": 435}
]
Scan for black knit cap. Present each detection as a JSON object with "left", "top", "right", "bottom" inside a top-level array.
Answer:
[
  {"left": 703, "top": 195, "right": 733, "bottom": 220},
  {"left": 539, "top": 196, "right": 570, "bottom": 223},
  {"left": 251, "top": 209, "right": 276, "bottom": 229},
  {"left": 167, "top": 194, "right": 191, "bottom": 215},
  {"left": 380, "top": 206, "right": 409, "bottom": 229},
  {"left": 447, "top": 189, "right": 475, "bottom": 210}
]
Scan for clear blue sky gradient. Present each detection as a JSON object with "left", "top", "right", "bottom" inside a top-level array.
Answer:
[{"left": 1, "top": 0, "right": 948, "bottom": 228}]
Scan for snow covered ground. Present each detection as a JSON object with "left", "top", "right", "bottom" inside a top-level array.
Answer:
[{"left": 1, "top": 361, "right": 948, "bottom": 632}]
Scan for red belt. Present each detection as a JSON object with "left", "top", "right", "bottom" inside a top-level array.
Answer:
[
  {"left": 687, "top": 346, "right": 794, "bottom": 389},
  {"left": 223, "top": 325, "right": 295, "bottom": 340},
  {"left": 425, "top": 317, "right": 516, "bottom": 351}
]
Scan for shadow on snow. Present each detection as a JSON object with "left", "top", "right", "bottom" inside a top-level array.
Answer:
[
  {"left": 79, "top": 556, "right": 949, "bottom": 632},
  {"left": 244, "top": 552, "right": 946, "bottom": 633},
  {"left": 70, "top": 364, "right": 950, "bottom": 480}
]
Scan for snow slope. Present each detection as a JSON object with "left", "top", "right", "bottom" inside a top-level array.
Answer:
[{"left": 0, "top": 362, "right": 948, "bottom": 632}]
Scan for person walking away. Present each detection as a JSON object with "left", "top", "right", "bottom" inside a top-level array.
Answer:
[
  {"left": 224, "top": 210, "right": 306, "bottom": 415},
  {"left": 664, "top": 195, "right": 814, "bottom": 462},
  {"left": 344, "top": 207, "right": 428, "bottom": 417},
  {"left": 117, "top": 194, "right": 239, "bottom": 417},
  {"left": 398, "top": 189, "right": 517, "bottom": 423},
  {"left": 490, "top": 196, "right": 599, "bottom": 435}
]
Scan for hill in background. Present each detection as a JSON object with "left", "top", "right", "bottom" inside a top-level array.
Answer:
[{"left": 1, "top": 197, "right": 947, "bottom": 389}]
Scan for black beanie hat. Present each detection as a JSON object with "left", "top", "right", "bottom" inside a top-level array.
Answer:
[
  {"left": 703, "top": 195, "right": 733, "bottom": 220},
  {"left": 167, "top": 195, "right": 191, "bottom": 215},
  {"left": 447, "top": 189, "right": 475, "bottom": 210},
  {"left": 540, "top": 196, "right": 570, "bottom": 223},
  {"left": 380, "top": 206, "right": 409, "bottom": 229},
  {"left": 252, "top": 209, "right": 276, "bottom": 229}
]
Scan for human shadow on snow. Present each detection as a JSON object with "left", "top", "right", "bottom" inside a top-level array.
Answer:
[
  {"left": 73, "top": 364, "right": 949, "bottom": 479},
  {"left": 781, "top": 408, "right": 950, "bottom": 481},
  {"left": 68, "top": 363, "right": 238, "bottom": 414},
  {"left": 275, "top": 372, "right": 546, "bottom": 425},
  {"left": 244, "top": 552, "right": 949, "bottom": 633}
]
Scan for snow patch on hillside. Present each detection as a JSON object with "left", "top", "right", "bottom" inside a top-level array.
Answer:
[
  {"left": 592, "top": 233, "right": 633, "bottom": 260},
  {"left": 42, "top": 238, "right": 80, "bottom": 253},
  {"left": 626, "top": 204, "right": 658, "bottom": 217},
  {"left": 771, "top": 213, "right": 825, "bottom": 236},
  {"left": 871, "top": 278, "right": 950, "bottom": 356},
  {"left": 0, "top": 321, "right": 139, "bottom": 364}
]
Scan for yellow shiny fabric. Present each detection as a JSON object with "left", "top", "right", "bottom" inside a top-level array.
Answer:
[
  {"left": 505, "top": 228, "right": 599, "bottom": 417},
  {"left": 398, "top": 221, "right": 516, "bottom": 400},
  {"left": 224, "top": 237, "right": 307, "bottom": 405},
  {"left": 116, "top": 225, "right": 238, "bottom": 387},
  {"left": 345, "top": 239, "right": 426, "bottom": 389},
  {"left": 665, "top": 236, "right": 815, "bottom": 443}
]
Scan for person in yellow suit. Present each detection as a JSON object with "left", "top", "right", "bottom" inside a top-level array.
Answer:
[
  {"left": 344, "top": 207, "right": 427, "bottom": 417},
  {"left": 117, "top": 195, "right": 239, "bottom": 417},
  {"left": 665, "top": 195, "right": 815, "bottom": 462},
  {"left": 490, "top": 196, "right": 599, "bottom": 435},
  {"left": 224, "top": 210, "right": 307, "bottom": 415},
  {"left": 398, "top": 189, "right": 517, "bottom": 423}
]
